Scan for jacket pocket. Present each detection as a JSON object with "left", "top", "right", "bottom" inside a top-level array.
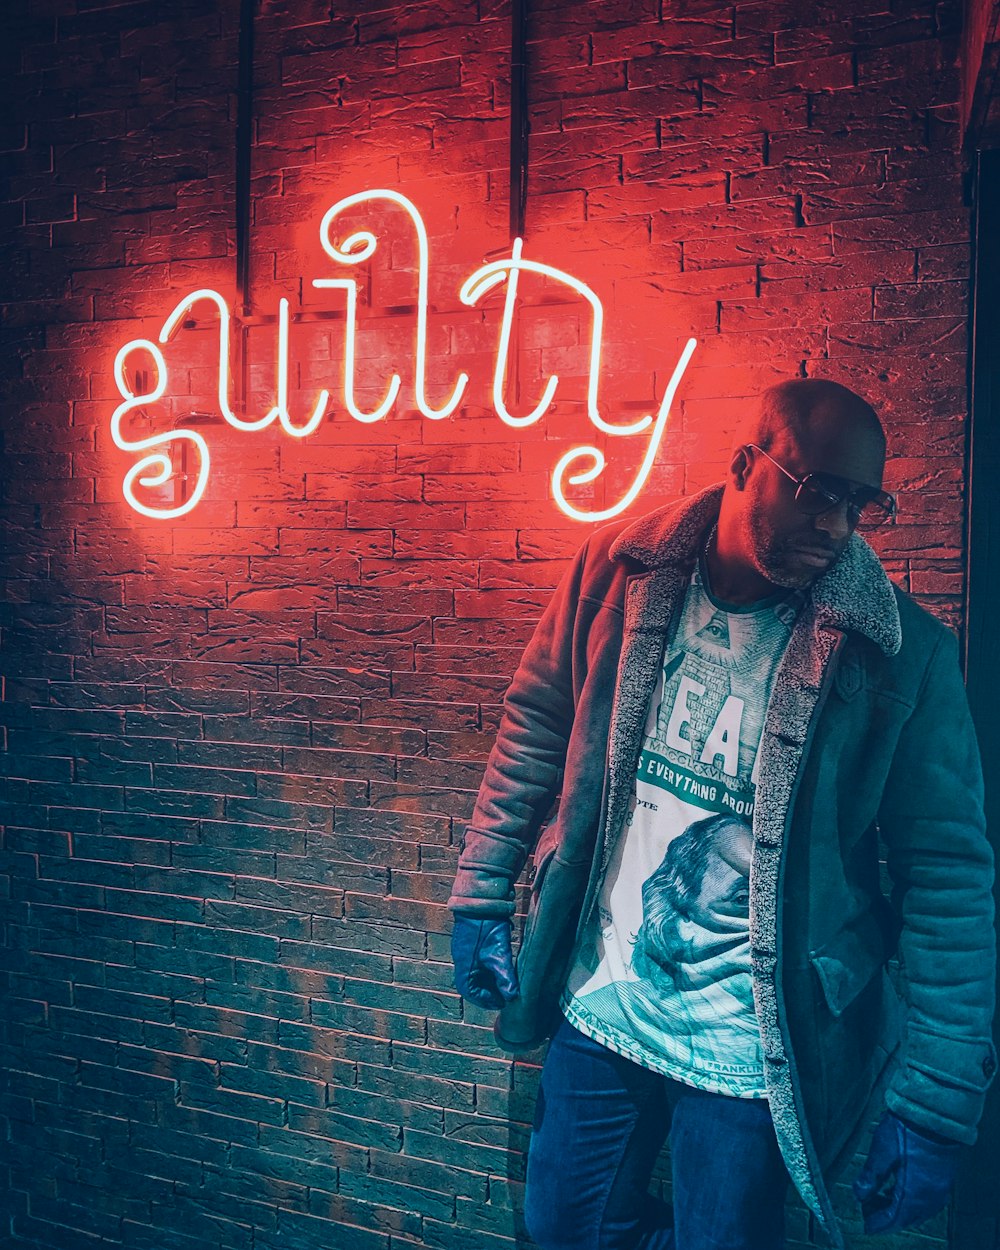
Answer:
[
  {"left": 498, "top": 853, "right": 589, "bottom": 1051},
  {"left": 528, "top": 824, "right": 560, "bottom": 891},
  {"left": 833, "top": 647, "right": 865, "bottom": 701},
  {"left": 521, "top": 843, "right": 581, "bottom": 954},
  {"left": 809, "top": 908, "right": 887, "bottom": 1018}
]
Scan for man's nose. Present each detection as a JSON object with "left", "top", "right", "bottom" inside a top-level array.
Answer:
[{"left": 813, "top": 499, "right": 853, "bottom": 540}]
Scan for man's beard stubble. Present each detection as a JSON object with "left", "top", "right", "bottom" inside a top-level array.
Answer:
[{"left": 740, "top": 500, "right": 834, "bottom": 592}]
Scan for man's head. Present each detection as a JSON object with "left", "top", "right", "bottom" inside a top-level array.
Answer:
[
  {"left": 717, "top": 379, "right": 888, "bottom": 593},
  {"left": 631, "top": 813, "right": 752, "bottom": 986}
]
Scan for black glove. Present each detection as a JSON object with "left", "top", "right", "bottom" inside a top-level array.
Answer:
[
  {"left": 451, "top": 913, "right": 519, "bottom": 1010},
  {"left": 852, "top": 1111, "right": 961, "bottom": 1234}
]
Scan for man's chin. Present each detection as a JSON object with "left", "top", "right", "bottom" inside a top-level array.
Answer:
[
  {"left": 759, "top": 550, "right": 838, "bottom": 589},
  {"left": 778, "top": 571, "right": 819, "bottom": 590},
  {"left": 755, "top": 562, "right": 816, "bottom": 591}
]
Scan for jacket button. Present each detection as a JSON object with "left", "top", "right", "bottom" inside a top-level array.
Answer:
[{"left": 984, "top": 1053, "right": 997, "bottom": 1081}]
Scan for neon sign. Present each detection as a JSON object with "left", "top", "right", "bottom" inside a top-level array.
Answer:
[{"left": 111, "top": 189, "right": 697, "bottom": 523}]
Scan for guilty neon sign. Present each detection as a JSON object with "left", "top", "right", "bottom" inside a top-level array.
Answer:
[{"left": 111, "top": 189, "right": 697, "bottom": 523}]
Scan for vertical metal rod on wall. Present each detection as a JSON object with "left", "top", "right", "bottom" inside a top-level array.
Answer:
[
  {"left": 235, "top": 0, "right": 256, "bottom": 404},
  {"left": 507, "top": 0, "right": 528, "bottom": 410},
  {"left": 509, "top": 0, "right": 528, "bottom": 243},
  {"left": 236, "top": 0, "right": 255, "bottom": 317}
]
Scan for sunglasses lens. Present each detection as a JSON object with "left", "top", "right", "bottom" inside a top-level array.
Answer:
[
  {"left": 853, "top": 499, "right": 894, "bottom": 529},
  {"left": 796, "top": 477, "right": 894, "bottom": 528},
  {"left": 795, "top": 479, "right": 842, "bottom": 516}
]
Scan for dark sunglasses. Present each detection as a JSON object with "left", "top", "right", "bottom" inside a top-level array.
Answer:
[{"left": 747, "top": 444, "right": 896, "bottom": 530}]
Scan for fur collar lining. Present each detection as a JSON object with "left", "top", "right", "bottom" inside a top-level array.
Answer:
[{"left": 609, "top": 483, "right": 902, "bottom": 657}]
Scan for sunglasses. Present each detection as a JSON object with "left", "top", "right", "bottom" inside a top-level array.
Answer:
[{"left": 747, "top": 444, "right": 896, "bottom": 531}]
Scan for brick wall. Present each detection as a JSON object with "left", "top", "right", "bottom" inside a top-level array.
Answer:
[{"left": 0, "top": 1, "right": 973, "bottom": 1247}]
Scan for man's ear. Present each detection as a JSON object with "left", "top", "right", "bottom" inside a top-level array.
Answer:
[{"left": 730, "top": 445, "right": 752, "bottom": 490}]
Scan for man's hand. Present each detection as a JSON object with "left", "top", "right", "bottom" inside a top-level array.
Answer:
[
  {"left": 451, "top": 913, "right": 520, "bottom": 1010},
  {"left": 852, "top": 1111, "right": 961, "bottom": 1234}
]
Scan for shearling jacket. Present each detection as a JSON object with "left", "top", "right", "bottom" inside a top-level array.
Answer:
[{"left": 448, "top": 484, "right": 997, "bottom": 1247}]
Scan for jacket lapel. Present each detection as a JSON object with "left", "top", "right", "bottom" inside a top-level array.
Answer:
[
  {"left": 749, "top": 601, "right": 845, "bottom": 1231},
  {"left": 599, "top": 565, "right": 691, "bottom": 879}
]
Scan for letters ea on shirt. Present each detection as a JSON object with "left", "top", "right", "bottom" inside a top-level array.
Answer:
[{"left": 663, "top": 674, "right": 745, "bottom": 779}]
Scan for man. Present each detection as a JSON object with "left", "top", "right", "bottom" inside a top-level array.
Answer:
[{"left": 448, "top": 379, "right": 997, "bottom": 1250}]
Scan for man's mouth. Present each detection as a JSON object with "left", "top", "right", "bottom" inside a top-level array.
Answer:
[{"left": 790, "top": 546, "right": 837, "bottom": 568}]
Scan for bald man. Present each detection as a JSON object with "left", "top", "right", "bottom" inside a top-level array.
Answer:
[{"left": 448, "top": 379, "right": 996, "bottom": 1250}]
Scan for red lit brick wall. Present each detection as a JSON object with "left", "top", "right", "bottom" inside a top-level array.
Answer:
[{"left": 0, "top": 1, "right": 973, "bottom": 1248}]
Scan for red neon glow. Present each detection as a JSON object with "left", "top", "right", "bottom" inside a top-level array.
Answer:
[{"left": 109, "top": 189, "right": 696, "bottom": 522}]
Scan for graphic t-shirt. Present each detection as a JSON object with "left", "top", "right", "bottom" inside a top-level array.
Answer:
[{"left": 561, "top": 559, "right": 803, "bottom": 1097}]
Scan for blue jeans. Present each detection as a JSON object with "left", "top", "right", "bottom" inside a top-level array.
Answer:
[{"left": 524, "top": 1019, "right": 790, "bottom": 1250}]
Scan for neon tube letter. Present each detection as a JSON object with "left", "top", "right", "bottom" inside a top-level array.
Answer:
[
  {"left": 318, "top": 189, "right": 467, "bottom": 420},
  {"left": 551, "top": 337, "right": 697, "bottom": 523},
  {"left": 268, "top": 297, "right": 329, "bottom": 436},
  {"left": 111, "top": 339, "right": 210, "bottom": 519},
  {"left": 158, "top": 288, "right": 278, "bottom": 432},
  {"left": 311, "top": 278, "right": 400, "bottom": 423},
  {"left": 460, "top": 239, "right": 652, "bottom": 437}
]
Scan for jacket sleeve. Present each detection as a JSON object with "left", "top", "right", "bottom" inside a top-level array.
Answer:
[
  {"left": 447, "top": 536, "right": 595, "bottom": 918},
  {"left": 878, "top": 625, "right": 998, "bottom": 1144}
]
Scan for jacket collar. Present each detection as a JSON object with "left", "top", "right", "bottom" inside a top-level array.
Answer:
[{"left": 609, "top": 483, "right": 902, "bottom": 657}]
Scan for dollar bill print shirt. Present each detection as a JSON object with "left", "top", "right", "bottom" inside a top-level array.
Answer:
[{"left": 561, "top": 559, "right": 804, "bottom": 1097}]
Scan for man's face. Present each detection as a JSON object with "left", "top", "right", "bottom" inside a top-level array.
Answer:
[
  {"left": 636, "top": 819, "right": 753, "bottom": 982},
  {"left": 686, "top": 826, "right": 753, "bottom": 932},
  {"left": 735, "top": 420, "right": 886, "bottom": 591}
]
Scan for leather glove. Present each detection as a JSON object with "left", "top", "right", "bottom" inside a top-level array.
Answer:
[
  {"left": 451, "top": 913, "right": 520, "bottom": 1010},
  {"left": 852, "top": 1111, "right": 961, "bottom": 1234}
]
